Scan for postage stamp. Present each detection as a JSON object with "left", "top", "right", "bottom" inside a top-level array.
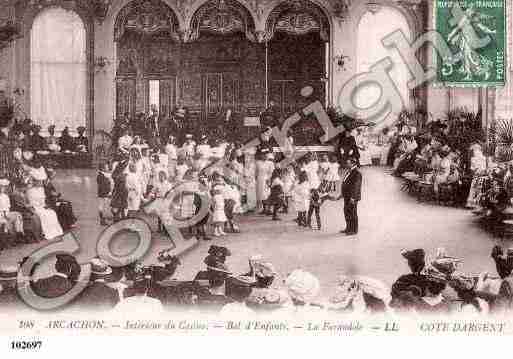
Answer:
[{"left": 435, "top": 0, "right": 507, "bottom": 87}]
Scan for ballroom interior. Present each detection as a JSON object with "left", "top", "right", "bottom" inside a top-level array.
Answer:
[{"left": 0, "top": 0, "right": 511, "bottom": 141}]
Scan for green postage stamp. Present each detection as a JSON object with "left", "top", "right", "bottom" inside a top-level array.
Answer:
[{"left": 435, "top": 0, "right": 507, "bottom": 87}]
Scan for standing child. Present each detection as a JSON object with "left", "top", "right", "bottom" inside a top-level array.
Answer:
[
  {"left": 97, "top": 162, "right": 113, "bottom": 226},
  {"left": 175, "top": 156, "right": 189, "bottom": 182},
  {"left": 165, "top": 135, "right": 178, "bottom": 180},
  {"left": 268, "top": 168, "right": 285, "bottom": 221},
  {"left": 282, "top": 165, "right": 296, "bottom": 214},
  {"left": 325, "top": 153, "right": 341, "bottom": 193},
  {"left": 224, "top": 180, "right": 241, "bottom": 233},
  {"left": 126, "top": 162, "right": 144, "bottom": 216},
  {"left": 318, "top": 154, "right": 330, "bottom": 193},
  {"left": 111, "top": 160, "right": 129, "bottom": 222},
  {"left": 292, "top": 171, "right": 310, "bottom": 227},
  {"left": 211, "top": 179, "right": 227, "bottom": 237},
  {"left": 308, "top": 188, "right": 329, "bottom": 230}
]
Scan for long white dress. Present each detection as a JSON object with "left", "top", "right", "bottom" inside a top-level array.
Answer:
[
  {"left": 256, "top": 160, "right": 274, "bottom": 203},
  {"left": 26, "top": 186, "right": 63, "bottom": 240},
  {"left": 304, "top": 161, "right": 320, "bottom": 190},
  {"left": 126, "top": 172, "right": 143, "bottom": 211},
  {"left": 244, "top": 160, "right": 257, "bottom": 211},
  {"left": 292, "top": 181, "right": 311, "bottom": 212}
]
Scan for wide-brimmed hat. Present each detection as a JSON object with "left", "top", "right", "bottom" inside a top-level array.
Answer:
[
  {"left": 284, "top": 269, "right": 320, "bottom": 303},
  {"left": 204, "top": 255, "right": 232, "bottom": 274},
  {"left": 77, "top": 126, "right": 86, "bottom": 133},
  {"left": 0, "top": 265, "right": 18, "bottom": 282},
  {"left": 253, "top": 261, "right": 277, "bottom": 278},
  {"left": 90, "top": 258, "right": 113, "bottom": 276},
  {"left": 401, "top": 249, "right": 425, "bottom": 263},
  {"left": 431, "top": 248, "right": 462, "bottom": 276},
  {"left": 208, "top": 245, "right": 231, "bottom": 258}
]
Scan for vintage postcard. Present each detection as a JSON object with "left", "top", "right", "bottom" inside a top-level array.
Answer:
[{"left": 0, "top": 0, "right": 513, "bottom": 353}]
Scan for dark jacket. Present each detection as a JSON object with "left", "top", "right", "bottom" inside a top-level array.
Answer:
[
  {"left": 32, "top": 275, "right": 74, "bottom": 299},
  {"left": 73, "top": 281, "right": 119, "bottom": 310},
  {"left": 30, "top": 134, "right": 47, "bottom": 152},
  {"left": 75, "top": 135, "right": 89, "bottom": 151},
  {"left": 97, "top": 172, "right": 112, "bottom": 198},
  {"left": 341, "top": 168, "right": 362, "bottom": 201},
  {"left": 336, "top": 134, "right": 360, "bottom": 163}
]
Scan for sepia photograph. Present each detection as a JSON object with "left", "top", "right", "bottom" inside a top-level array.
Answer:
[{"left": 0, "top": 0, "right": 511, "bottom": 351}]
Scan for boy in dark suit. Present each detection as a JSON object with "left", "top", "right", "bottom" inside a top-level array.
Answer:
[
  {"left": 97, "top": 162, "right": 113, "bottom": 226},
  {"left": 340, "top": 157, "right": 362, "bottom": 236}
]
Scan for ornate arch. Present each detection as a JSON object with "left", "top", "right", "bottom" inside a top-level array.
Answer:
[
  {"left": 263, "top": 0, "right": 330, "bottom": 43},
  {"left": 114, "top": 0, "right": 181, "bottom": 42},
  {"left": 186, "top": 0, "right": 257, "bottom": 42}
]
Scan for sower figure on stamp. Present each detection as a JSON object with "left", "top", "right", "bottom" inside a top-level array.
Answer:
[{"left": 340, "top": 157, "right": 362, "bottom": 236}]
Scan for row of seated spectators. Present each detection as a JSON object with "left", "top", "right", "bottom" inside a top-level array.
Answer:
[
  {"left": 1, "top": 243, "right": 513, "bottom": 316},
  {"left": 0, "top": 147, "right": 77, "bottom": 249}
]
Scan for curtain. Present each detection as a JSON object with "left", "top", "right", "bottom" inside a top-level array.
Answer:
[
  {"left": 355, "top": 7, "right": 412, "bottom": 129},
  {"left": 30, "top": 7, "right": 86, "bottom": 135}
]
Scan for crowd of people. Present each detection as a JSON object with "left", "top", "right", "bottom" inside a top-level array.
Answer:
[
  {"left": 2, "top": 243, "right": 513, "bottom": 317},
  {"left": 98, "top": 121, "right": 352, "bottom": 239},
  {"left": 0, "top": 116, "right": 79, "bottom": 249}
]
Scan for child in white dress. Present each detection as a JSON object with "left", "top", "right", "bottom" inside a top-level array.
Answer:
[
  {"left": 325, "top": 154, "right": 341, "bottom": 193},
  {"left": 211, "top": 184, "right": 227, "bottom": 237},
  {"left": 282, "top": 165, "right": 296, "bottom": 214},
  {"left": 318, "top": 154, "right": 330, "bottom": 193}
]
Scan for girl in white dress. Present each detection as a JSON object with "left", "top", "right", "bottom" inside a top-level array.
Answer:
[
  {"left": 243, "top": 153, "right": 257, "bottom": 212},
  {"left": 211, "top": 184, "right": 227, "bottom": 237},
  {"left": 292, "top": 171, "right": 311, "bottom": 227},
  {"left": 318, "top": 154, "right": 330, "bottom": 193},
  {"left": 256, "top": 153, "right": 275, "bottom": 214},
  {"left": 126, "top": 163, "right": 144, "bottom": 212},
  {"left": 165, "top": 136, "right": 178, "bottom": 180},
  {"left": 175, "top": 157, "right": 190, "bottom": 183},
  {"left": 303, "top": 154, "right": 320, "bottom": 190},
  {"left": 325, "top": 154, "right": 341, "bottom": 193},
  {"left": 282, "top": 165, "right": 296, "bottom": 214}
]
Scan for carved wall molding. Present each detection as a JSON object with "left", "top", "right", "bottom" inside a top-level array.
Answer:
[
  {"left": 187, "top": 0, "right": 256, "bottom": 42},
  {"left": 23, "top": 0, "right": 112, "bottom": 23},
  {"left": 264, "top": 0, "right": 330, "bottom": 43},
  {"left": 114, "top": 0, "right": 180, "bottom": 42}
]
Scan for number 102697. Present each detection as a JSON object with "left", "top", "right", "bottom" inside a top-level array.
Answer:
[{"left": 10, "top": 340, "right": 42, "bottom": 350}]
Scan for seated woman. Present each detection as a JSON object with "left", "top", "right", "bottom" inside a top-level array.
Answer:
[
  {"left": 44, "top": 167, "right": 77, "bottom": 230},
  {"left": 466, "top": 143, "right": 487, "bottom": 209},
  {"left": 26, "top": 163, "right": 63, "bottom": 240},
  {"left": 432, "top": 147, "right": 452, "bottom": 197},
  {"left": 0, "top": 178, "right": 24, "bottom": 248}
]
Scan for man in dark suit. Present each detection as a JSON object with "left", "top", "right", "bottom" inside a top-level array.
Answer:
[
  {"left": 340, "top": 157, "right": 362, "bottom": 236},
  {"left": 336, "top": 129, "right": 360, "bottom": 166}
]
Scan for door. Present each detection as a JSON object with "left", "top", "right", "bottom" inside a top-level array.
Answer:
[
  {"left": 115, "top": 77, "right": 136, "bottom": 120},
  {"left": 203, "top": 72, "right": 240, "bottom": 122}
]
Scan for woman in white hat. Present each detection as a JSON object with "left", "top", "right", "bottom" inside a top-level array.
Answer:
[
  {"left": 25, "top": 165, "right": 63, "bottom": 240},
  {"left": 279, "top": 269, "right": 323, "bottom": 316}
]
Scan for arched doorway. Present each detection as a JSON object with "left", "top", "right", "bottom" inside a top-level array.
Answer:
[
  {"left": 355, "top": 6, "right": 412, "bottom": 128},
  {"left": 266, "top": 0, "right": 330, "bottom": 117},
  {"left": 31, "top": 7, "right": 87, "bottom": 134},
  {"left": 114, "top": 0, "right": 181, "bottom": 121}
]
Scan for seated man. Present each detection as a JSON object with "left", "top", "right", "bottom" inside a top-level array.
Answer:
[
  {"left": 75, "top": 126, "right": 88, "bottom": 152},
  {"left": 30, "top": 125, "right": 47, "bottom": 153},
  {"left": 46, "top": 125, "right": 61, "bottom": 152},
  {"left": 32, "top": 254, "right": 81, "bottom": 299}
]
